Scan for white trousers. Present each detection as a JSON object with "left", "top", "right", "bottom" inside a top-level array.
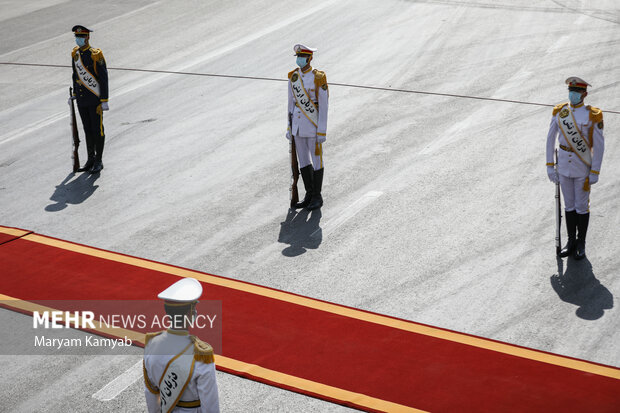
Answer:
[
  {"left": 294, "top": 136, "right": 323, "bottom": 170},
  {"left": 559, "top": 175, "right": 589, "bottom": 214}
]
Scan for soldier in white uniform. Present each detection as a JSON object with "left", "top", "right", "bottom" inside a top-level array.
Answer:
[
  {"left": 546, "top": 77, "right": 605, "bottom": 260},
  {"left": 143, "top": 278, "right": 220, "bottom": 413},
  {"left": 287, "top": 44, "right": 329, "bottom": 211}
]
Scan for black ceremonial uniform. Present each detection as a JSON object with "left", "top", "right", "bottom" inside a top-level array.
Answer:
[{"left": 71, "top": 25, "right": 109, "bottom": 172}]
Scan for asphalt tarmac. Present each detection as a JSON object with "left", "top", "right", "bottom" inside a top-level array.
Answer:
[{"left": 1, "top": 0, "right": 619, "bottom": 411}]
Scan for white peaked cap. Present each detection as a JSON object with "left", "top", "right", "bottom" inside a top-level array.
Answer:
[
  {"left": 294, "top": 44, "right": 317, "bottom": 55},
  {"left": 158, "top": 278, "right": 203, "bottom": 302}
]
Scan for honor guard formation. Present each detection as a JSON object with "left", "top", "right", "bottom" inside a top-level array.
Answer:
[
  {"left": 70, "top": 25, "right": 108, "bottom": 173},
  {"left": 287, "top": 44, "right": 329, "bottom": 211},
  {"left": 546, "top": 77, "right": 605, "bottom": 260},
  {"left": 143, "top": 278, "right": 220, "bottom": 413}
]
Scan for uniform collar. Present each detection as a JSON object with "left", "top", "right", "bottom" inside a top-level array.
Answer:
[
  {"left": 78, "top": 45, "right": 90, "bottom": 51},
  {"left": 570, "top": 102, "right": 584, "bottom": 109},
  {"left": 167, "top": 328, "right": 189, "bottom": 336},
  {"left": 301, "top": 66, "right": 313, "bottom": 74}
]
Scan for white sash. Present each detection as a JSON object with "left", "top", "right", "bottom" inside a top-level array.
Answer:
[
  {"left": 557, "top": 106, "right": 592, "bottom": 167},
  {"left": 74, "top": 52, "right": 100, "bottom": 97},
  {"left": 290, "top": 69, "right": 318, "bottom": 127},
  {"left": 159, "top": 342, "right": 195, "bottom": 413}
]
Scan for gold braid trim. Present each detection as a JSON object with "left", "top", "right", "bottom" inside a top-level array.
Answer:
[
  {"left": 143, "top": 359, "right": 159, "bottom": 394},
  {"left": 144, "top": 331, "right": 163, "bottom": 346},
  {"left": 552, "top": 102, "right": 568, "bottom": 116},
  {"left": 288, "top": 68, "right": 297, "bottom": 80},
  {"left": 191, "top": 336, "right": 214, "bottom": 364},
  {"left": 588, "top": 105, "right": 603, "bottom": 123},
  {"left": 71, "top": 46, "right": 79, "bottom": 59}
]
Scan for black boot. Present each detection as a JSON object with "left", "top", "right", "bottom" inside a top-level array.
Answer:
[
  {"left": 78, "top": 157, "right": 95, "bottom": 172},
  {"left": 559, "top": 210, "right": 577, "bottom": 258},
  {"left": 90, "top": 159, "right": 104, "bottom": 173},
  {"left": 307, "top": 168, "right": 324, "bottom": 211},
  {"left": 574, "top": 212, "right": 589, "bottom": 260},
  {"left": 294, "top": 166, "right": 314, "bottom": 209}
]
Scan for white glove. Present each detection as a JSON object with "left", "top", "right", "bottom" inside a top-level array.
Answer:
[
  {"left": 547, "top": 166, "right": 559, "bottom": 184},
  {"left": 101, "top": 102, "right": 109, "bottom": 111},
  {"left": 317, "top": 134, "right": 326, "bottom": 144},
  {"left": 589, "top": 172, "right": 599, "bottom": 185},
  {"left": 68, "top": 96, "right": 75, "bottom": 104},
  {"left": 286, "top": 131, "right": 291, "bottom": 141}
]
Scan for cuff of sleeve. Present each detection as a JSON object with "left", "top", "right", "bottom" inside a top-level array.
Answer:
[
  {"left": 317, "top": 132, "right": 326, "bottom": 136},
  {"left": 100, "top": 98, "right": 108, "bottom": 102},
  {"left": 591, "top": 170, "right": 600, "bottom": 175},
  {"left": 546, "top": 163, "right": 555, "bottom": 166}
]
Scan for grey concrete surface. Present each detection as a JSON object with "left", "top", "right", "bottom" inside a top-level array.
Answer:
[{"left": 1, "top": 0, "right": 619, "bottom": 411}]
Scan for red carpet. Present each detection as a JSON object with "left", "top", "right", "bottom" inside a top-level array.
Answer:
[{"left": 0, "top": 226, "right": 619, "bottom": 412}]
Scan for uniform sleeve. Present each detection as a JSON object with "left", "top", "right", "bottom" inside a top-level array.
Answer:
[
  {"left": 545, "top": 115, "right": 558, "bottom": 166},
  {"left": 590, "top": 117, "right": 604, "bottom": 174},
  {"left": 317, "top": 77, "right": 328, "bottom": 137},
  {"left": 71, "top": 53, "right": 78, "bottom": 94},
  {"left": 195, "top": 362, "right": 220, "bottom": 413},
  {"left": 287, "top": 80, "right": 294, "bottom": 134},
  {"left": 96, "top": 51, "right": 109, "bottom": 102},
  {"left": 144, "top": 386, "right": 161, "bottom": 413}
]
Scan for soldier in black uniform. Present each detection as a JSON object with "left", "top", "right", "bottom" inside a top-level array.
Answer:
[{"left": 70, "top": 25, "right": 109, "bottom": 173}]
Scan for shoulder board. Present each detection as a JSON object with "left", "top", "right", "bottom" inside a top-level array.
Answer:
[
  {"left": 191, "top": 336, "right": 214, "bottom": 364},
  {"left": 91, "top": 48, "right": 105, "bottom": 64},
  {"left": 71, "top": 46, "right": 79, "bottom": 58},
  {"left": 144, "top": 331, "right": 163, "bottom": 346},
  {"left": 587, "top": 106, "right": 603, "bottom": 122},
  {"left": 288, "top": 68, "right": 298, "bottom": 80},
  {"left": 313, "top": 70, "right": 327, "bottom": 86},
  {"left": 552, "top": 102, "right": 568, "bottom": 116}
]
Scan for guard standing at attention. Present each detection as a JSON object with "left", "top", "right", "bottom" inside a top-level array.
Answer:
[
  {"left": 546, "top": 77, "right": 605, "bottom": 260},
  {"left": 287, "top": 44, "right": 329, "bottom": 210},
  {"left": 143, "top": 278, "right": 220, "bottom": 413},
  {"left": 70, "top": 25, "right": 108, "bottom": 173}
]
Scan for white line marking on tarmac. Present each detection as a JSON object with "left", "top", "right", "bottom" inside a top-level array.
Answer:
[
  {"left": 92, "top": 360, "right": 142, "bottom": 402},
  {"left": 312, "top": 191, "right": 383, "bottom": 238}
]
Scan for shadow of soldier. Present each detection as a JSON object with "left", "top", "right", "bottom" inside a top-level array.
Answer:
[
  {"left": 45, "top": 172, "right": 100, "bottom": 212},
  {"left": 550, "top": 256, "right": 613, "bottom": 320},
  {"left": 278, "top": 208, "right": 322, "bottom": 257}
]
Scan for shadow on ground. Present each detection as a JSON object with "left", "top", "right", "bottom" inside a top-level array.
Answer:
[
  {"left": 278, "top": 208, "right": 322, "bottom": 257},
  {"left": 45, "top": 172, "right": 100, "bottom": 212},
  {"left": 551, "top": 257, "right": 613, "bottom": 320}
]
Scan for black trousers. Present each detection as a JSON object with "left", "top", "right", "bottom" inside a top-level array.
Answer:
[{"left": 77, "top": 104, "right": 105, "bottom": 162}]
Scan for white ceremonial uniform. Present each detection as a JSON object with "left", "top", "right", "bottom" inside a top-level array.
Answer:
[
  {"left": 144, "top": 329, "right": 219, "bottom": 413},
  {"left": 287, "top": 66, "right": 329, "bottom": 169},
  {"left": 545, "top": 102, "right": 604, "bottom": 214}
]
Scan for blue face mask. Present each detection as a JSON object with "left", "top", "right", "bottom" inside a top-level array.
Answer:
[
  {"left": 569, "top": 91, "right": 583, "bottom": 105},
  {"left": 296, "top": 56, "right": 308, "bottom": 68},
  {"left": 75, "top": 37, "right": 87, "bottom": 47}
]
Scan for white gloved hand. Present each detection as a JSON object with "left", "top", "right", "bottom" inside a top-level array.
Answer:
[
  {"left": 317, "top": 134, "right": 326, "bottom": 144},
  {"left": 68, "top": 96, "right": 75, "bottom": 105},
  {"left": 547, "top": 166, "right": 559, "bottom": 184},
  {"left": 286, "top": 131, "right": 291, "bottom": 141},
  {"left": 588, "top": 172, "right": 599, "bottom": 185},
  {"left": 101, "top": 102, "right": 109, "bottom": 111}
]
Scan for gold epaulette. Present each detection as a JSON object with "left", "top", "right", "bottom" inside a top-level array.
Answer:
[
  {"left": 71, "top": 46, "right": 79, "bottom": 58},
  {"left": 144, "top": 331, "right": 163, "bottom": 347},
  {"left": 191, "top": 336, "right": 214, "bottom": 364},
  {"left": 313, "top": 69, "right": 327, "bottom": 87},
  {"left": 288, "top": 68, "right": 297, "bottom": 80},
  {"left": 90, "top": 48, "right": 105, "bottom": 64},
  {"left": 552, "top": 102, "right": 568, "bottom": 116},
  {"left": 588, "top": 105, "right": 603, "bottom": 123}
]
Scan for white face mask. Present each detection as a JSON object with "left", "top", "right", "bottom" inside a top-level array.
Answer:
[{"left": 296, "top": 56, "right": 308, "bottom": 68}]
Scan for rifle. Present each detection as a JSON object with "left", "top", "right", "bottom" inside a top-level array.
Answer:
[
  {"left": 289, "top": 114, "right": 299, "bottom": 208},
  {"left": 554, "top": 148, "right": 562, "bottom": 256},
  {"left": 69, "top": 87, "right": 80, "bottom": 172}
]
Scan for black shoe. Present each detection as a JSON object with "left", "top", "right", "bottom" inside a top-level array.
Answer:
[
  {"left": 574, "top": 240, "right": 586, "bottom": 260},
  {"left": 306, "top": 168, "right": 324, "bottom": 211},
  {"left": 78, "top": 158, "right": 95, "bottom": 172},
  {"left": 559, "top": 238, "right": 576, "bottom": 258},
  {"left": 90, "top": 160, "right": 103, "bottom": 173},
  {"left": 294, "top": 166, "right": 314, "bottom": 209}
]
